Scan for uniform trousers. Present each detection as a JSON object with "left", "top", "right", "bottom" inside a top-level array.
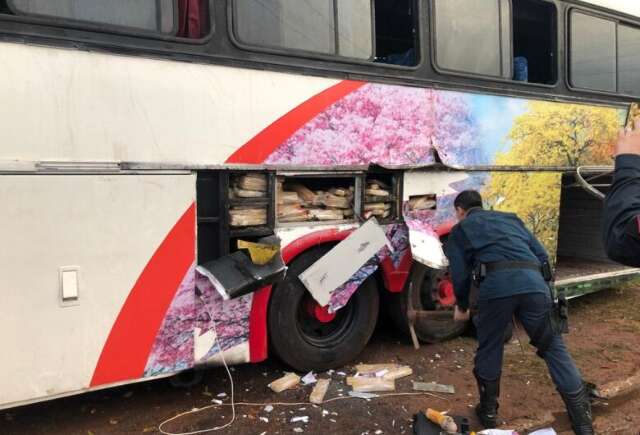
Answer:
[{"left": 474, "top": 292, "right": 583, "bottom": 394}]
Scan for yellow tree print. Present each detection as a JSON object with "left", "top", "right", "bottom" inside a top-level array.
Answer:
[{"left": 483, "top": 102, "right": 622, "bottom": 258}]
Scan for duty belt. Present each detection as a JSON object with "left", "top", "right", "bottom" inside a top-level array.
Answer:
[{"left": 484, "top": 260, "right": 541, "bottom": 273}]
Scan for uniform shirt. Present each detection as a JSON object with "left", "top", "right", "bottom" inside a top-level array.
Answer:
[
  {"left": 445, "top": 208, "right": 549, "bottom": 311},
  {"left": 603, "top": 154, "right": 640, "bottom": 267}
]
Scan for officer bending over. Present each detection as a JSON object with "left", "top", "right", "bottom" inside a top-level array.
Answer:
[
  {"left": 445, "top": 190, "right": 593, "bottom": 434},
  {"left": 603, "top": 118, "right": 640, "bottom": 266}
]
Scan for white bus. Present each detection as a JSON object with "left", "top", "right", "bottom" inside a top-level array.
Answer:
[{"left": 1, "top": 0, "right": 638, "bottom": 410}]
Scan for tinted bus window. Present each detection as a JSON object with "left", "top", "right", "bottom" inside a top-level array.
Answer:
[
  {"left": 8, "top": 0, "right": 176, "bottom": 34},
  {"left": 570, "top": 12, "right": 616, "bottom": 92},
  {"left": 619, "top": 25, "right": 640, "bottom": 96},
  {"left": 337, "top": 0, "right": 373, "bottom": 59},
  {"left": 234, "top": 0, "right": 373, "bottom": 60},
  {"left": 433, "top": 0, "right": 511, "bottom": 78}
]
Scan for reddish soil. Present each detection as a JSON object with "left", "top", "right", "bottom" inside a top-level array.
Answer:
[{"left": 4, "top": 285, "right": 640, "bottom": 435}]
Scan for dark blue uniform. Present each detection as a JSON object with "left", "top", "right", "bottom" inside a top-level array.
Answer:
[
  {"left": 445, "top": 208, "right": 583, "bottom": 393},
  {"left": 603, "top": 154, "right": 640, "bottom": 267}
]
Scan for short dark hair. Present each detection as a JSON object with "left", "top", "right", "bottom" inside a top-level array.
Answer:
[{"left": 454, "top": 190, "right": 483, "bottom": 211}]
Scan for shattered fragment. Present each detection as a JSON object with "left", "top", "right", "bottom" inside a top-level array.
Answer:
[
  {"left": 348, "top": 391, "right": 379, "bottom": 400},
  {"left": 413, "top": 382, "right": 455, "bottom": 394}
]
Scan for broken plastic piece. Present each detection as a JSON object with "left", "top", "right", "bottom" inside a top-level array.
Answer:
[
  {"left": 268, "top": 373, "right": 300, "bottom": 393},
  {"left": 348, "top": 391, "right": 379, "bottom": 400},
  {"left": 412, "top": 381, "right": 455, "bottom": 394}
]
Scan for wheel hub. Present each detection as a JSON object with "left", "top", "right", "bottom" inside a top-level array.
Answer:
[
  {"left": 304, "top": 298, "right": 337, "bottom": 323},
  {"left": 437, "top": 277, "right": 456, "bottom": 306}
]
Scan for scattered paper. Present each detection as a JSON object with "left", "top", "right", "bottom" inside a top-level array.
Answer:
[
  {"left": 530, "top": 430, "right": 556, "bottom": 435},
  {"left": 291, "top": 416, "right": 310, "bottom": 424},
  {"left": 301, "top": 372, "right": 317, "bottom": 385},
  {"left": 264, "top": 405, "right": 274, "bottom": 413}
]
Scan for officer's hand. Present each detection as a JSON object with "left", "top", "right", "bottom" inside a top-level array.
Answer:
[
  {"left": 453, "top": 306, "right": 470, "bottom": 322},
  {"left": 615, "top": 117, "right": 640, "bottom": 157}
]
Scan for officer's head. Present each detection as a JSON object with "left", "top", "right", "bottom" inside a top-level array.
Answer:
[{"left": 454, "top": 190, "right": 483, "bottom": 221}]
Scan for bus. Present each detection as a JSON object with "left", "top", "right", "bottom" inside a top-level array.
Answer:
[{"left": 1, "top": 0, "right": 638, "bottom": 410}]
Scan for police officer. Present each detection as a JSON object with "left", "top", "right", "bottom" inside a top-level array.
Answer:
[
  {"left": 445, "top": 190, "right": 593, "bottom": 434},
  {"left": 603, "top": 118, "right": 640, "bottom": 266}
]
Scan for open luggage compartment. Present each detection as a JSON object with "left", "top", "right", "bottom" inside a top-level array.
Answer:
[{"left": 555, "top": 173, "right": 639, "bottom": 297}]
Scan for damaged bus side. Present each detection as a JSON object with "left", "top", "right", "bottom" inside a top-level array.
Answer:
[{"left": 1, "top": 0, "right": 640, "bottom": 410}]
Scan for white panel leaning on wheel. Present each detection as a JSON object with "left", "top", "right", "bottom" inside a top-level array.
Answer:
[{"left": 298, "top": 218, "right": 393, "bottom": 307}]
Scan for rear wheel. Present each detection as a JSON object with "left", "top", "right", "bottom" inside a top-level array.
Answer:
[
  {"left": 388, "top": 262, "right": 467, "bottom": 343},
  {"left": 268, "top": 244, "right": 379, "bottom": 372}
]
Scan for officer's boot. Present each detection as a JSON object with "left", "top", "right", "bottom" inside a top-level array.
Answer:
[
  {"left": 474, "top": 371, "right": 500, "bottom": 429},
  {"left": 559, "top": 384, "right": 594, "bottom": 435}
]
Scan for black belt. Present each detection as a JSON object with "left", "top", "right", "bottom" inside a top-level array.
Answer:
[{"left": 484, "top": 260, "right": 541, "bottom": 273}]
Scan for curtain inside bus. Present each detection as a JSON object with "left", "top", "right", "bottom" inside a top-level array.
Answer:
[{"left": 177, "top": 0, "right": 209, "bottom": 39}]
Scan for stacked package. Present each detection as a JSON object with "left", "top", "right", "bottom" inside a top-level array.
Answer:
[
  {"left": 277, "top": 178, "right": 354, "bottom": 223},
  {"left": 363, "top": 179, "right": 393, "bottom": 220},
  {"left": 229, "top": 174, "right": 268, "bottom": 227}
]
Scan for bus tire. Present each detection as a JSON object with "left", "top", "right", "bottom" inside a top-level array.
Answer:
[
  {"left": 387, "top": 262, "right": 467, "bottom": 343},
  {"left": 268, "top": 244, "right": 379, "bottom": 372}
]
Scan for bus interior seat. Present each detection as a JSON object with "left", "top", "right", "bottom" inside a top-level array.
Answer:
[
  {"left": 512, "top": 0, "right": 556, "bottom": 84},
  {"left": 374, "top": 0, "right": 418, "bottom": 66}
]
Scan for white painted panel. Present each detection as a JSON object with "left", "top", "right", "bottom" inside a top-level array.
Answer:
[
  {"left": 0, "top": 42, "right": 338, "bottom": 164},
  {"left": 298, "top": 219, "right": 391, "bottom": 306},
  {"left": 0, "top": 174, "right": 194, "bottom": 407}
]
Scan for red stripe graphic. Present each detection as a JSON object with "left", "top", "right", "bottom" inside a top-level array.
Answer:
[
  {"left": 90, "top": 204, "right": 196, "bottom": 387},
  {"left": 226, "top": 80, "right": 365, "bottom": 164}
]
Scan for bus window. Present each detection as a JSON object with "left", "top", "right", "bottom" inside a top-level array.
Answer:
[
  {"left": 1, "top": 0, "right": 211, "bottom": 39},
  {"left": 374, "top": 0, "right": 418, "bottom": 66},
  {"left": 7, "top": 0, "right": 177, "bottom": 34},
  {"left": 619, "top": 25, "right": 640, "bottom": 96},
  {"left": 233, "top": 0, "right": 373, "bottom": 60},
  {"left": 512, "top": 0, "right": 557, "bottom": 85},
  {"left": 570, "top": 12, "right": 617, "bottom": 92},
  {"left": 337, "top": 0, "right": 373, "bottom": 60},
  {"left": 433, "top": 0, "right": 511, "bottom": 78}
]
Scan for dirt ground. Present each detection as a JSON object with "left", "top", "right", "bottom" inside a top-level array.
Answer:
[{"left": 4, "top": 285, "right": 640, "bottom": 435}]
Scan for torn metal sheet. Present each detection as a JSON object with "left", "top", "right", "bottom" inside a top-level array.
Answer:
[
  {"left": 406, "top": 227, "right": 448, "bottom": 269},
  {"left": 196, "top": 250, "right": 286, "bottom": 300},
  {"left": 298, "top": 218, "right": 392, "bottom": 307}
]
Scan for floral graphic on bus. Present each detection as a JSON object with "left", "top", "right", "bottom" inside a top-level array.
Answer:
[{"left": 265, "top": 83, "right": 481, "bottom": 166}]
